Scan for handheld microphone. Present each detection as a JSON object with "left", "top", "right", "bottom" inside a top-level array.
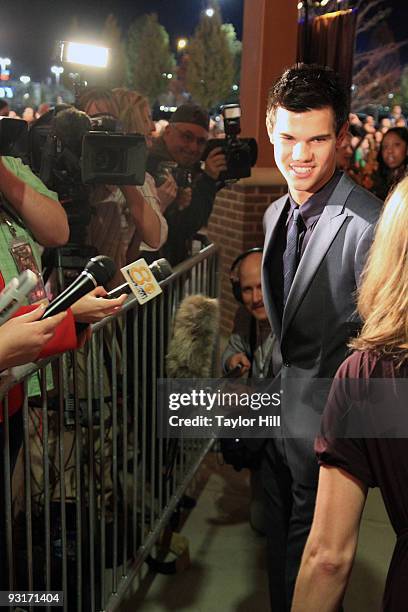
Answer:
[
  {"left": 107, "top": 258, "right": 173, "bottom": 299},
  {"left": 41, "top": 255, "right": 116, "bottom": 319},
  {"left": 0, "top": 270, "right": 39, "bottom": 325}
]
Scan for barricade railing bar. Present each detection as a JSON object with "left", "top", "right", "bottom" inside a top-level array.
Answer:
[{"left": 0, "top": 242, "right": 219, "bottom": 612}]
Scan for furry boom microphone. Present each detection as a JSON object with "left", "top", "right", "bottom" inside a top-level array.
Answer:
[{"left": 166, "top": 294, "right": 220, "bottom": 379}]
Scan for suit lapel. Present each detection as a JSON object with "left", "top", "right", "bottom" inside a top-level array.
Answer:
[
  {"left": 262, "top": 195, "right": 288, "bottom": 338},
  {"left": 282, "top": 174, "right": 355, "bottom": 337}
]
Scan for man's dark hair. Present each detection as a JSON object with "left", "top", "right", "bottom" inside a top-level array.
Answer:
[
  {"left": 266, "top": 63, "right": 349, "bottom": 135},
  {"left": 0, "top": 99, "right": 9, "bottom": 115},
  {"left": 52, "top": 107, "right": 91, "bottom": 156}
]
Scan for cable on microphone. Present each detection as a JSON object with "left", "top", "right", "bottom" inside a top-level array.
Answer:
[{"left": 41, "top": 255, "right": 116, "bottom": 319}]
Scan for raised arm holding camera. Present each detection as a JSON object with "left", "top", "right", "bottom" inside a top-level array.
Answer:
[
  {"left": 146, "top": 104, "right": 227, "bottom": 265},
  {"left": 78, "top": 88, "right": 167, "bottom": 284}
]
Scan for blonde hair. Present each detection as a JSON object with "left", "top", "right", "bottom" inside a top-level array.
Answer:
[
  {"left": 112, "top": 88, "right": 150, "bottom": 136},
  {"left": 350, "top": 176, "right": 408, "bottom": 355},
  {"left": 78, "top": 87, "right": 120, "bottom": 118}
]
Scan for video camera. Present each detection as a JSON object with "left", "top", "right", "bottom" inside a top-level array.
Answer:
[
  {"left": 204, "top": 104, "right": 258, "bottom": 182},
  {"left": 29, "top": 105, "right": 147, "bottom": 187},
  {"left": 0, "top": 109, "right": 147, "bottom": 188},
  {"left": 28, "top": 105, "right": 148, "bottom": 248}
]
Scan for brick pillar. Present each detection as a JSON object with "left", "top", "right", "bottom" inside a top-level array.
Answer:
[
  {"left": 240, "top": 0, "right": 299, "bottom": 167},
  {"left": 208, "top": 172, "right": 286, "bottom": 335},
  {"left": 208, "top": 0, "right": 298, "bottom": 336}
]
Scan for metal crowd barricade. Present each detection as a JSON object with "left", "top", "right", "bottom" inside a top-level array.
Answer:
[{"left": 0, "top": 243, "right": 219, "bottom": 612}]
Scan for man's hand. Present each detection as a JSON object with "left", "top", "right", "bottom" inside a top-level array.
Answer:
[
  {"left": 227, "top": 352, "right": 251, "bottom": 375},
  {"left": 0, "top": 307, "right": 67, "bottom": 369},
  {"left": 157, "top": 174, "right": 178, "bottom": 211},
  {"left": 70, "top": 286, "right": 127, "bottom": 324},
  {"left": 203, "top": 147, "right": 227, "bottom": 181},
  {"left": 120, "top": 184, "right": 162, "bottom": 249},
  {"left": 174, "top": 187, "right": 192, "bottom": 211}
]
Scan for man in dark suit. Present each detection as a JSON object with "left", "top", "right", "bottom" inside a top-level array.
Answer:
[{"left": 261, "top": 64, "right": 382, "bottom": 611}]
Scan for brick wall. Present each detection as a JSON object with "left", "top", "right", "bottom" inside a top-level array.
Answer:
[{"left": 208, "top": 172, "right": 286, "bottom": 336}]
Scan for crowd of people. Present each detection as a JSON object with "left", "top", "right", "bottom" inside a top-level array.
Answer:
[
  {"left": 0, "top": 89, "right": 229, "bottom": 597},
  {"left": 0, "top": 63, "right": 407, "bottom": 612},
  {"left": 1, "top": 90, "right": 228, "bottom": 274},
  {"left": 340, "top": 105, "right": 408, "bottom": 202}
]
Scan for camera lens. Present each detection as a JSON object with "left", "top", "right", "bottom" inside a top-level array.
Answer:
[{"left": 94, "top": 148, "right": 120, "bottom": 172}]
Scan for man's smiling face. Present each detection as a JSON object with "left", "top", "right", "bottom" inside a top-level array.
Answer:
[{"left": 268, "top": 106, "right": 346, "bottom": 204}]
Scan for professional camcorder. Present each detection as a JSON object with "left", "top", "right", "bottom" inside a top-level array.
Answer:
[
  {"left": 30, "top": 105, "right": 147, "bottom": 187},
  {"left": 29, "top": 105, "right": 148, "bottom": 248},
  {"left": 204, "top": 104, "right": 258, "bottom": 182}
]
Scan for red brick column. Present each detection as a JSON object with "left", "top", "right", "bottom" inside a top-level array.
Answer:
[
  {"left": 240, "top": 0, "right": 298, "bottom": 167},
  {"left": 208, "top": 169, "right": 286, "bottom": 335},
  {"left": 208, "top": 0, "right": 298, "bottom": 336}
]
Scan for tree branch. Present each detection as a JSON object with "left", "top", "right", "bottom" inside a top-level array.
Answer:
[{"left": 356, "top": 9, "right": 391, "bottom": 36}]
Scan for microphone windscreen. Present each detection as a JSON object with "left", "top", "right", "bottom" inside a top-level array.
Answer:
[
  {"left": 85, "top": 255, "right": 116, "bottom": 286},
  {"left": 166, "top": 294, "right": 219, "bottom": 379}
]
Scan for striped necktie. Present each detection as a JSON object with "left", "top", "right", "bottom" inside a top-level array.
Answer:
[{"left": 283, "top": 207, "right": 302, "bottom": 306}]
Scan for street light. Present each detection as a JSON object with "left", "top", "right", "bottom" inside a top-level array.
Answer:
[
  {"left": 20, "top": 75, "right": 31, "bottom": 85},
  {"left": 0, "top": 57, "right": 11, "bottom": 81},
  {"left": 205, "top": 8, "right": 215, "bottom": 17},
  {"left": 177, "top": 38, "right": 188, "bottom": 52},
  {"left": 51, "top": 65, "right": 64, "bottom": 85},
  {"left": 0, "top": 57, "right": 11, "bottom": 71}
]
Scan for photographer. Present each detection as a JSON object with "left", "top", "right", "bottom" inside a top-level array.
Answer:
[
  {"left": 78, "top": 89, "right": 167, "bottom": 284},
  {"left": 111, "top": 87, "right": 169, "bottom": 262},
  {"left": 222, "top": 249, "right": 276, "bottom": 535},
  {"left": 146, "top": 104, "right": 227, "bottom": 265}
]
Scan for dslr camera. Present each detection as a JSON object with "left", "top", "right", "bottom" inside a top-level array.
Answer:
[
  {"left": 155, "top": 160, "right": 193, "bottom": 190},
  {"left": 203, "top": 104, "right": 258, "bottom": 182}
]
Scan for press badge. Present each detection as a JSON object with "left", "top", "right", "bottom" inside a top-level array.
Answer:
[{"left": 9, "top": 239, "right": 48, "bottom": 306}]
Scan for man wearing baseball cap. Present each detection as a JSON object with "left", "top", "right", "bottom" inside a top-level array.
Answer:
[{"left": 146, "top": 104, "right": 227, "bottom": 265}]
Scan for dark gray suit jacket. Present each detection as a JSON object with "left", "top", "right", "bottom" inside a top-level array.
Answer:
[{"left": 262, "top": 173, "right": 382, "bottom": 483}]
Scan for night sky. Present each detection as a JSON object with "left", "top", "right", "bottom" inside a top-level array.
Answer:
[
  {"left": 0, "top": 0, "right": 406, "bottom": 81},
  {"left": 1, "top": 0, "right": 244, "bottom": 80}
]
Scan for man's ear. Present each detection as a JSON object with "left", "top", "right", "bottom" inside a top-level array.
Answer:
[
  {"left": 336, "top": 121, "right": 349, "bottom": 147},
  {"left": 162, "top": 123, "right": 171, "bottom": 143},
  {"left": 266, "top": 117, "right": 275, "bottom": 144}
]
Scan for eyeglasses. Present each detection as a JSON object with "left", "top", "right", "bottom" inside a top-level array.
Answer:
[{"left": 172, "top": 125, "right": 208, "bottom": 148}]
